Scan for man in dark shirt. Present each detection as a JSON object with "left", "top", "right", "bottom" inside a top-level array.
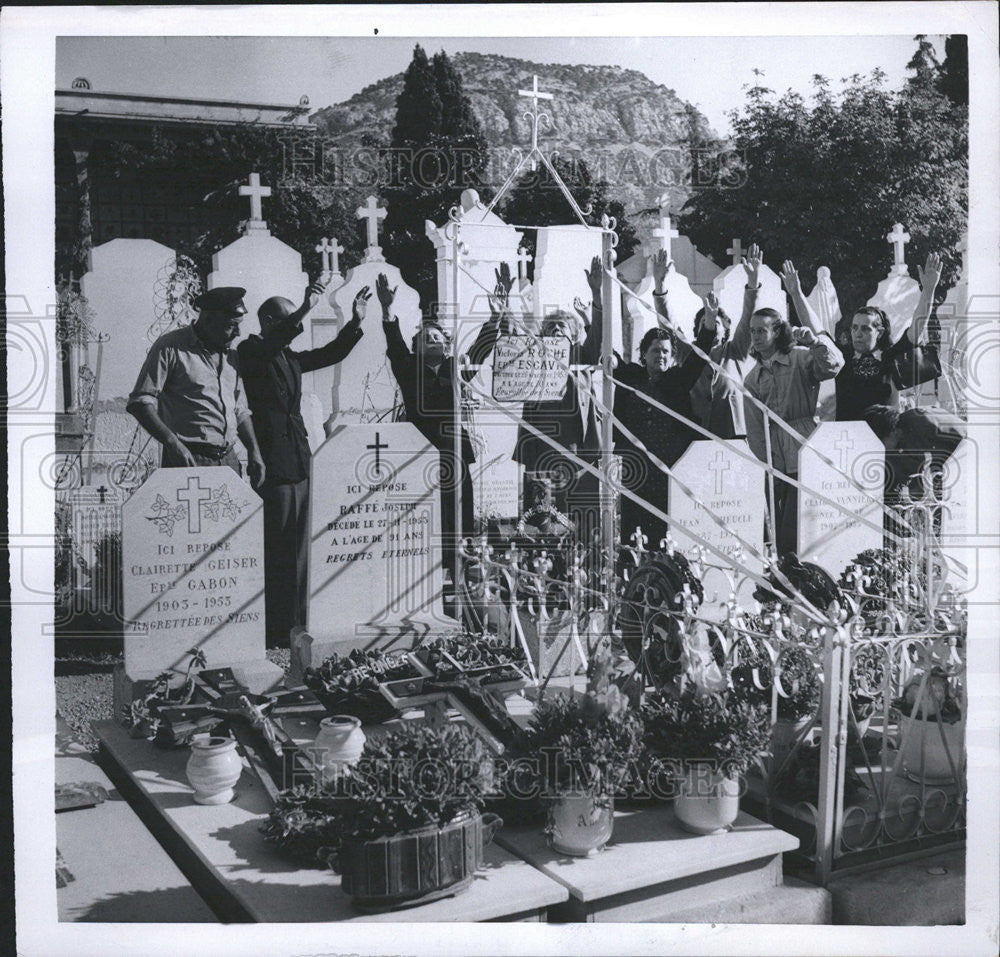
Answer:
[
  {"left": 237, "top": 281, "right": 367, "bottom": 647},
  {"left": 375, "top": 272, "right": 504, "bottom": 583}
]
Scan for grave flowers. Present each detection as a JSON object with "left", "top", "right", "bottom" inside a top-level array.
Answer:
[
  {"left": 641, "top": 687, "right": 771, "bottom": 834},
  {"left": 303, "top": 648, "right": 423, "bottom": 724},
  {"left": 123, "top": 647, "right": 209, "bottom": 744},
  {"left": 522, "top": 650, "right": 643, "bottom": 856},
  {"left": 262, "top": 722, "right": 501, "bottom": 912}
]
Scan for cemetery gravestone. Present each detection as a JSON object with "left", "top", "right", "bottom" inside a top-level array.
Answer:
[
  {"left": 300, "top": 423, "right": 445, "bottom": 669},
  {"left": 117, "top": 466, "right": 281, "bottom": 714},
  {"left": 68, "top": 484, "right": 123, "bottom": 593},
  {"left": 668, "top": 440, "right": 767, "bottom": 615},
  {"left": 712, "top": 260, "right": 787, "bottom": 332},
  {"left": 867, "top": 223, "right": 920, "bottom": 342},
  {"left": 797, "top": 422, "right": 884, "bottom": 578},
  {"left": 492, "top": 335, "right": 573, "bottom": 403}
]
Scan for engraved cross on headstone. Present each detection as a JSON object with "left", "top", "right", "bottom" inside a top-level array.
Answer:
[
  {"left": 176, "top": 476, "right": 213, "bottom": 534},
  {"left": 834, "top": 430, "right": 856, "bottom": 472},
  {"left": 886, "top": 223, "right": 911, "bottom": 275},
  {"left": 727, "top": 239, "right": 743, "bottom": 266},
  {"left": 708, "top": 449, "right": 731, "bottom": 496},
  {"left": 366, "top": 432, "right": 389, "bottom": 474},
  {"left": 97, "top": 485, "right": 108, "bottom": 504},
  {"left": 239, "top": 173, "right": 271, "bottom": 226}
]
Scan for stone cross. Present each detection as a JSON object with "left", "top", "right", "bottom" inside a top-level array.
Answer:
[
  {"left": 886, "top": 223, "right": 911, "bottom": 275},
  {"left": 516, "top": 246, "right": 533, "bottom": 282},
  {"left": 708, "top": 449, "right": 731, "bottom": 495},
  {"left": 356, "top": 195, "right": 387, "bottom": 250},
  {"left": 727, "top": 239, "right": 743, "bottom": 266},
  {"left": 239, "top": 173, "right": 271, "bottom": 225},
  {"left": 176, "top": 475, "right": 213, "bottom": 534},
  {"left": 834, "top": 429, "right": 855, "bottom": 472},
  {"left": 651, "top": 198, "right": 679, "bottom": 257},
  {"left": 316, "top": 237, "right": 344, "bottom": 278}
]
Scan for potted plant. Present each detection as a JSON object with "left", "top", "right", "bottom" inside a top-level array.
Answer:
[
  {"left": 642, "top": 688, "right": 771, "bottom": 834},
  {"left": 303, "top": 647, "right": 422, "bottom": 724},
  {"left": 264, "top": 722, "right": 501, "bottom": 912},
  {"left": 521, "top": 660, "right": 643, "bottom": 856},
  {"left": 893, "top": 650, "right": 965, "bottom": 784},
  {"left": 848, "top": 641, "right": 888, "bottom": 739}
]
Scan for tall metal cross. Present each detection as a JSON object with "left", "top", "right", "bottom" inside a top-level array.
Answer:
[
  {"left": 834, "top": 430, "right": 856, "bottom": 472},
  {"left": 886, "top": 223, "right": 911, "bottom": 270},
  {"left": 367, "top": 432, "right": 389, "bottom": 474},
  {"left": 177, "top": 476, "right": 213, "bottom": 534},
  {"left": 239, "top": 173, "right": 271, "bottom": 223},
  {"left": 518, "top": 74, "right": 553, "bottom": 168},
  {"left": 356, "top": 196, "right": 387, "bottom": 249},
  {"left": 727, "top": 239, "right": 743, "bottom": 266},
  {"left": 708, "top": 450, "right": 731, "bottom": 496}
]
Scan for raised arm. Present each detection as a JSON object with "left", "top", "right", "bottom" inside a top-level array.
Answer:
[
  {"left": 651, "top": 249, "right": 674, "bottom": 328},
  {"left": 910, "top": 251, "right": 943, "bottom": 344},
  {"left": 240, "top": 281, "right": 326, "bottom": 372},
  {"left": 580, "top": 255, "right": 605, "bottom": 364},
  {"left": 780, "top": 260, "right": 823, "bottom": 336},
  {"left": 729, "top": 243, "right": 762, "bottom": 361},
  {"left": 293, "top": 286, "right": 368, "bottom": 373},
  {"left": 794, "top": 326, "right": 844, "bottom": 382},
  {"left": 376, "top": 273, "right": 411, "bottom": 366},
  {"left": 677, "top": 293, "right": 719, "bottom": 391}
]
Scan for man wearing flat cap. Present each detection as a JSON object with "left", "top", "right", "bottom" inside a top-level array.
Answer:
[
  {"left": 127, "top": 286, "right": 265, "bottom": 487},
  {"left": 237, "top": 280, "right": 368, "bottom": 648}
]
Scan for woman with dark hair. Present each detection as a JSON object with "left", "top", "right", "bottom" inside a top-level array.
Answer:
[
  {"left": 782, "top": 253, "right": 943, "bottom": 422},
  {"left": 743, "top": 305, "right": 844, "bottom": 555},
  {"left": 651, "top": 245, "right": 760, "bottom": 437},
  {"left": 612, "top": 297, "right": 718, "bottom": 548}
]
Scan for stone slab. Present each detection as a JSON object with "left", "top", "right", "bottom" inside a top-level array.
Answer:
[
  {"left": 55, "top": 715, "right": 215, "bottom": 922},
  {"left": 121, "top": 466, "right": 266, "bottom": 680},
  {"left": 307, "top": 423, "right": 445, "bottom": 653},
  {"left": 663, "top": 875, "right": 832, "bottom": 924},
  {"left": 494, "top": 805, "right": 798, "bottom": 909},
  {"left": 95, "top": 721, "right": 568, "bottom": 922}
]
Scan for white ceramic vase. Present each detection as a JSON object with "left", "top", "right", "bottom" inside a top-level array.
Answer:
[
  {"left": 673, "top": 765, "right": 740, "bottom": 835},
  {"left": 185, "top": 735, "right": 243, "bottom": 805},
  {"left": 547, "top": 794, "right": 614, "bottom": 857},
  {"left": 313, "top": 715, "right": 366, "bottom": 785}
]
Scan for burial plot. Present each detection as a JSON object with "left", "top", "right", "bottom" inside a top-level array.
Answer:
[
  {"left": 668, "top": 440, "right": 766, "bottom": 616},
  {"left": 797, "top": 422, "right": 884, "bottom": 579},
  {"left": 299, "top": 422, "right": 444, "bottom": 672},
  {"left": 116, "top": 466, "right": 280, "bottom": 716}
]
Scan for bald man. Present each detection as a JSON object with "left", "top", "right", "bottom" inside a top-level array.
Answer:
[{"left": 237, "top": 281, "right": 368, "bottom": 648}]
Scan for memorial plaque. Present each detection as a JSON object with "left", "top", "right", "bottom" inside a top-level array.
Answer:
[
  {"left": 798, "top": 422, "right": 884, "bottom": 578},
  {"left": 669, "top": 440, "right": 766, "bottom": 614},
  {"left": 492, "top": 335, "right": 572, "bottom": 402},
  {"left": 121, "top": 466, "right": 265, "bottom": 678},
  {"left": 308, "top": 423, "right": 445, "bottom": 653}
]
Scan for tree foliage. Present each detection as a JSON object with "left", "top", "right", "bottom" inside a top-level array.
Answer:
[
  {"left": 679, "top": 39, "right": 968, "bottom": 316},
  {"left": 381, "top": 45, "right": 492, "bottom": 311}
]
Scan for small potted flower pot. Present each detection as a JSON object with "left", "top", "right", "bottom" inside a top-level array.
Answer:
[
  {"left": 547, "top": 794, "right": 615, "bottom": 857},
  {"left": 673, "top": 764, "right": 740, "bottom": 835},
  {"left": 899, "top": 714, "right": 965, "bottom": 783},
  {"left": 312, "top": 715, "right": 366, "bottom": 786},
  {"left": 185, "top": 734, "right": 243, "bottom": 805}
]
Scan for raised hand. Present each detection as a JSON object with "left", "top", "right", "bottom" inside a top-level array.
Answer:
[
  {"left": 701, "top": 291, "right": 720, "bottom": 333},
  {"left": 375, "top": 273, "right": 397, "bottom": 313},
  {"left": 494, "top": 262, "right": 514, "bottom": 307},
  {"left": 301, "top": 279, "right": 326, "bottom": 314},
  {"left": 352, "top": 284, "right": 372, "bottom": 323},
  {"left": 585, "top": 255, "right": 603, "bottom": 299},
  {"left": 917, "top": 251, "right": 943, "bottom": 290},
  {"left": 652, "top": 248, "right": 672, "bottom": 291},
  {"left": 780, "top": 259, "right": 802, "bottom": 296},
  {"left": 572, "top": 296, "right": 590, "bottom": 325},
  {"left": 742, "top": 243, "right": 762, "bottom": 287},
  {"left": 792, "top": 326, "right": 817, "bottom": 347}
]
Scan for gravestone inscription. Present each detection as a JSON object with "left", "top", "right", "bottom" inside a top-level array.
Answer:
[{"left": 492, "top": 335, "right": 572, "bottom": 403}]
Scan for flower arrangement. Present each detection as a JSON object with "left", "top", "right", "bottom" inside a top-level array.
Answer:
[
  {"left": 730, "top": 642, "right": 821, "bottom": 722},
  {"left": 122, "top": 647, "right": 208, "bottom": 743},
  {"left": 261, "top": 722, "right": 495, "bottom": 867},
  {"left": 303, "top": 647, "right": 422, "bottom": 723},
  {"left": 641, "top": 688, "right": 772, "bottom": 778},
  {"left": 416, "top": 629, "right": 527, "bottom": 678}
]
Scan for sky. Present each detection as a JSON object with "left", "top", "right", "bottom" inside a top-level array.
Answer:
[{"left": 55, "top": 34, "right": 944, "bottom": 137}]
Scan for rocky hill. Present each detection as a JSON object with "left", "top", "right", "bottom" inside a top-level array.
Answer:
[{"left": 311, "top": 51, "right": 720, "bottom": 217}]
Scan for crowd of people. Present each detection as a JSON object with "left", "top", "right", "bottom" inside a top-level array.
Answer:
[{"left": 126, "top": 243, "right": 960, "bottom": 646}]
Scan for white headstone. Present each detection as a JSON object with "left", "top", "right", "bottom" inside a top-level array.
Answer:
[
  {"left": 712, "top": 260, "right": 786, "bottom": 329},
  {"left": 426, "top": 191, "right": 526, "bottom": 520},
  {"left": 307, "top": 423, "right": 445, "bottom": 654},
  {"left": 80, "top": 239, "right": 176, "bottom": 401},
  {"left": 121, "top": 466, "right": 273, "bottom": 684},
  {"left": 669, "top": 440, "right": 767, "bottom": 614},
  {"left": 797, "top": 422, "right": 884, "bottom": 578},
  {"left": 867, "top": 223, "right": 920, "bottom": 341},
  {"left": 303, "top": 281, "right": 347, "bottom": 423},
  {"left": 68, "top": 484, "right": 123, "bottom": 592}
]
